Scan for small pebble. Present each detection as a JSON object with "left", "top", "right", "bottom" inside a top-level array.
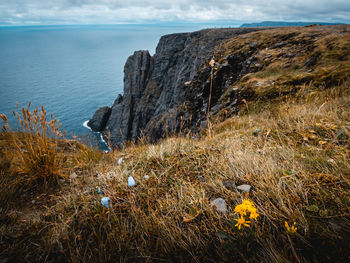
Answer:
[
  {"left": 101, "top": 197, "right": 111, "bottom": 208},
  {"left": 128, "top": 176, "right": 136, "bottom": 186},
  {"left": 237, "top": 184, "right": 251, "bottom": 193},
  {"left": 69, "top": 172, "right": 78, "bottom": 180},
  {"left": 211, "top": 198, "right": 228, "bottom": 213},
  {"left": 253, "top": 128, "right": 262, "bottom": 136},
  {"left": 222, "top": 180, "right": 235, "bottom": 190}
]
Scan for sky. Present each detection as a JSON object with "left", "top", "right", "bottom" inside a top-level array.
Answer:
[{"left": 0, "top": 0, "right": 349, "bottom": 26}]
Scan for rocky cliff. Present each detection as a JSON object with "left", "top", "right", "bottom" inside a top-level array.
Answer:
[
  {"left": 89, "top": 28, "right": 262, "bottom": 148},
  {"left": 89, "top": 25, "right": 350, "bottom": 148}
]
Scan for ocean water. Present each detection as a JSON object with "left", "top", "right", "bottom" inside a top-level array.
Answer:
[{"left": 0, "top": 24, "right": 206, "bottom": 149}]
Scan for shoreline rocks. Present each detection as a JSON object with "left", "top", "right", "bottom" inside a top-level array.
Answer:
[{"left": 87, "top": 106, "right": 111, "bottom": 132}]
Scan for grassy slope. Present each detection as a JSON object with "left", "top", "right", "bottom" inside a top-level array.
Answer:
[{"left": 0, "top": 26, "right": 350, "bottom": 262}]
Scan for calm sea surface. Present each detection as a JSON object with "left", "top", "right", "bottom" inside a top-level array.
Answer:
[{"left": 0, "top": 24, "right": 207, "bottom": 148}]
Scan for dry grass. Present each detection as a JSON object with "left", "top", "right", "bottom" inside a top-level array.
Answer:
[
  {"left": 1, "top": 26, "right": 349, "bottom": 261},
  {"left": 217, "top": 25, "right": 350, "bottom": 105},
  {"left": 0, "top": 104, "right": 103, "bottom": 207},
  {"left": 1, "top": 82, "right": 349, "bottom": 262}
]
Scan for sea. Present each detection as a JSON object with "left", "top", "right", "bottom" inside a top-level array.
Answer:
[{"left": 0, "top": 24, "right": 238, "bottom": 149}]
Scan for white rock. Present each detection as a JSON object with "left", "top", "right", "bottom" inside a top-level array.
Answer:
[
  {"left": 101, "top": 197, "right": 111, "bottom": 208},
  {"left": 69, "top": 172, "right": 78, "bottom": 180},
  {"left": 118, "top": 157, "right": 123, "bottom": 165},
  {"left": 237, "top": 184, "right": 251, "bottom": 193},
  {"left": 212, "top": 198, "right": 228, "bottom": 213},
  {"left": 128, "top": 176, "right": 136, "bottom": 186},
  {"left": 144, "top": 175, "right": 150, "bottom": 180},
  {"left": 327, "top": 158, "right": 336, "bottom": 164}
]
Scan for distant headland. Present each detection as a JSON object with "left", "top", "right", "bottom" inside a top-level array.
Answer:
[{"left": 240, "top": 21, "right": 345, "bottom": 27}]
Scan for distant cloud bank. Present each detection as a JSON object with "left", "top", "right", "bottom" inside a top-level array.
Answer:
[{"left": 0, "top": 0, "right": 349, "bottom": 25}]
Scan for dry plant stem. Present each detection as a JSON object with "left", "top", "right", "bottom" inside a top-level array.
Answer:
[
  {"left": 287, "top": 234, "right": 301, "bottom": 263},
  {"left": 207, "top": 61, "right": 214, "bottom": 138}
]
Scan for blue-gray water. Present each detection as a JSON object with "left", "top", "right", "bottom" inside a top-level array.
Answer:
[{"left": 0, "top": 24, "right": 208, "bottom": 149}]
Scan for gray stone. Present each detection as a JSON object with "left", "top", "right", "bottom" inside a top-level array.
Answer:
[
  {"left": 249, "top": 41, "right": 258, "bottom": 48},
  {"left": 253, "top": 128, "right": 262, "bottom": 136},
  {"left": 198, "top": 175, "right": 206, "bottom": 182},
  {"left": 212, "top": 198, "right": 228, "bottom": 213},
  {"left": 223, "top": 180, "right": 235, "bottom": 190},
  {"left": 69, "top": 172, "right": 78, "bottom": 180},
  {"left": 237, "top": 184, "right": 251, "bottom": 193}
]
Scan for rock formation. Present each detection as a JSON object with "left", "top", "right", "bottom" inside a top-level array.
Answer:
[
  {"left": 87, "top": 106, "right": 111, "bottom": 132},
  {"left": 89, "top": 28, "right": 261, "bottom": 148},
  {"left": 89, "top": 25, "right": 350, "bottom": 149}
]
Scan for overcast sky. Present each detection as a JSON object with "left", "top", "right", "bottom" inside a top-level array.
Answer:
[{"left": 1, "top": 0, "right": 349, "bottom": 26}]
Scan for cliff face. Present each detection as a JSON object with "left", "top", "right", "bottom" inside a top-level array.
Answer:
[
  {"left": 91, "top": 28, "right": 261, "bottom": 148},
  {"left": 89, "top": 25, "right": 350, "bottom": 148}
]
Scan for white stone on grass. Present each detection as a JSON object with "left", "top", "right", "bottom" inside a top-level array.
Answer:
[
  {"left": 237, "top": 184, "right": 251, "bottom": 193},
  {"left": 128, "top": 176, "right": 136, "bottom": 186},
  {"left": 101, "top": 197, "right": 111, "bottom": 208}
]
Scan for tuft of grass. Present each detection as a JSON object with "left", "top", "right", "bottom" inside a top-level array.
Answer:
[
  {"left": 1, "top": 104, "right": 66, "bottom": 191},
  {"left": 0, "top": 103, "right": 103, "bottom": 207}
]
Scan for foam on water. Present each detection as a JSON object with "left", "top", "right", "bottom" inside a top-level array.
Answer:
[
  {"left": 83, "top": 120, "right": 92, "bottom": 131},
  {"left": 82, "top": 120, "right": 111, "bottom": 152},
  {"left": 100, "top": 133, "right": 112, "bottom": 152}
]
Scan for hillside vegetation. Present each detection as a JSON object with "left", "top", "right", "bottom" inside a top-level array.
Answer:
[{"left": 0, "top": 26, "right": 349, "bottom": 262}]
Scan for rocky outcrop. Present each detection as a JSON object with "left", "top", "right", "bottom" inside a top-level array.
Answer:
[
  {"left": 87, "top": 106, "right": 111, "bottom": 132},
  {"left": 103, "top": 51, "right": 153, "bottom": 147},
  {"left": 90, "top": 28, "right": 261, "bottom": 148},
  {"left": 89, "top": 25, "right": 350, "bottom": 149}
]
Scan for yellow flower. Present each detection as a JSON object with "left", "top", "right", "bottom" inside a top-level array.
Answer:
[
  {"left": 242, "top": 199, "right": 254, "bottom": 206},
  {"left": 285, "top": 221, "right": 297, "bottom": 234},
  {"left": 234, "top": 199, "right": 259, "bottom": 220},
  {"left": 249, "top": 210, "right": 259, "bottom": 220},
  {"left": 234, "top": 204, "right": 247, "bottom": 216},
  {"left": 235, "top": 216, "right": 251, "bottom": 230}
]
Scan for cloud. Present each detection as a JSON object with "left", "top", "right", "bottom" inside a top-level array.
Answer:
[{"left": 0, "top": 0, "right": 349, "bottom": 25}]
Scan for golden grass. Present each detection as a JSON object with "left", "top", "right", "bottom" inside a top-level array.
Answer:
[
  {"left": 217, "top": 25, "right": 350, "bottom": 105},
  {"left": 1, "top": 82, "right": 349, "bottom": 262},
  {"left": 0, "top": 104, "right": 103, "bottom": 207}
]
